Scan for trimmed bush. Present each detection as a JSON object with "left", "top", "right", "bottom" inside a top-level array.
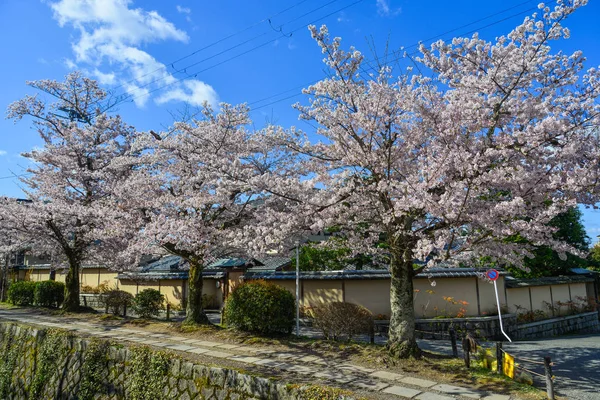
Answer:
[
  {"left": 132, "top": 289, "right": 164, "bottom": 319},
  {"left": 100, "top": 289, "right": 133, "bottom": 316},
  {"left": 223, "top": 280, "right": 295, "bottom": 335},
  {"left": 308, "top": 302, "right": 374, "bottom": 340},
  {"left": 34, "top": 280, "right": 65, "bottom": 308},
  {"left": 7, "top": 281, "right": 36, "bottom": 306}
]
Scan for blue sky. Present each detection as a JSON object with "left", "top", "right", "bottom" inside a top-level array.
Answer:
[{"left": 0, "top": 0, "right": 598, "bottom": 243}]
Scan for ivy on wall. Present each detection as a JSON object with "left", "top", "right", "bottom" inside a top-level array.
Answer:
[
  {"left": 78, "top": 339, "right": 110, "bottom": 400},
  {"left": 128, "top": 346, "right": 169, "bottom": 400}
]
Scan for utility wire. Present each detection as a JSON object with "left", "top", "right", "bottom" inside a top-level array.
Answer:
[
  {"left": 117, "top": 0, "right": 366, "bottom": 106},
  {"left": 112, "top": 0, "right": 314, "bottom": 91},
  {"left": 113, "top": 0, "right": 347, "bottom": 102},
  {"left": 249, "top": 0, "right": 556, "bottom": 111}
]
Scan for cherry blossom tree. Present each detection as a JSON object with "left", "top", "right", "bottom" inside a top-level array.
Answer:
[
  {"left": 249, "top": 0, "right": 600, "bottom": 357},
  {"left": 2, "top": 72, "right": 140, "bottom": 311},
  {"left": 117, "top": 103, "right": 276, "bottom": 324}
]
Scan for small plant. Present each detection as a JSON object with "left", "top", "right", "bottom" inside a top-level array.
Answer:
[
  {"left": 307, "top": 302, "right": 374, "bottom": 341},
  {"left": 34, "top": 280, "right": 65, "bottom": 308},
  {"left": 100, "top": 289, "right": 133, "bottom": 315},
  {"left": 223, "top": 280, "right": 295, "bottom": 335},
  {"left": 132, "top": 289, "right": 165, "bottom": 319},
  {"left": 7, "top": 281, "right": 36, "bottom": 306}
]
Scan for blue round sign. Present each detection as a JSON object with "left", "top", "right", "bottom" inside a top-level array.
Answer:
[{"left": 486, "top": 269, "right": 499, "bottom": 281}]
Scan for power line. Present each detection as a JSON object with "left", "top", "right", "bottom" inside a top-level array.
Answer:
[
  {"left": 0, "top": 173, "right": 30, "bottom": 181},
  {"left": 113, "top": 0, "right": 348, "bottom": 103},
  {"left": 112, "top": 0, "right": 314, "bottom": 92},
  {"left": 117, "top": 0, "right": 366, "bottom": 106},
  {"left": 249, "top": 0, "right": 556, "bottom": 112}
]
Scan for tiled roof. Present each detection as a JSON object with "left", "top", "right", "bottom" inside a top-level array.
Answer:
[
  {"left": 243, "top": 267, "right": 507, "bottom": 281},
  {"left": 505, "top": 275, "right": 594, "bottom": 288}
]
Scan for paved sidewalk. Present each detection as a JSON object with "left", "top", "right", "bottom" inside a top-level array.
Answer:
[{"left": 0, "top": 309, "right": 512, "bottom": 400}]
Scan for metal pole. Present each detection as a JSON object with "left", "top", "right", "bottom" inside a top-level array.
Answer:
[
  {"left": 494, "top": 280, "right": 512, "bottom": 342},
  {"left": 296, "top": 242, "right": 300, "bottom": 336}
]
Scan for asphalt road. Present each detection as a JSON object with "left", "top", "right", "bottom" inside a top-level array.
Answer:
[{"left": 420, "top": 334, "right": 600, "bottom": 400}]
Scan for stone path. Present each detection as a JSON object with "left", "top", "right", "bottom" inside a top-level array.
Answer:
[{"left": 0, "top": 309, "right": 512, "bottom": 400}]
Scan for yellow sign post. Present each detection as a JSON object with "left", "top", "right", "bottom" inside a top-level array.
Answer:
[{"left": 503, "top": 352, "right": 515, "bottom": 379}]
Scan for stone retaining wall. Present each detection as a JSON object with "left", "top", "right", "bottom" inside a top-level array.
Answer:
[
  {"left": 0, "top": 322, "right": 348, "bottom": 400},
  {"left": 414, "top": 314, "right": 517, "bottom": 340},
  {"left": 514, "top": 311, "right": 600, "bottom": 340},
  {"left": 80, "top": 293, "right": 103, "bottom": 308}
]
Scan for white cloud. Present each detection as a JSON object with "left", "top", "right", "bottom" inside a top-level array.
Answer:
[
  {"left": 0, "top": 151, "right": 7, "bottom": 156},
  {"left": 64, "top": 58, "right": 77, "bottom": 69},
  {"left": 92, "top": 69, "right": 116, "bottom": 85},
  {"left": 176, "top": 5, "right": 192, "bottom": 22},
  {"left": 376, "top": 0, "right": 401, "bottom": 17},
  {"left": 176, "top": 5, "right": 191, "bottom": 14},
  {"left": 155, "top": 80, "right": 218, "bottom": 107},
  {"left": 49, "top": 0, "right": 216, "bottom": 107},
  {"left": 337, "top": 12, "right": 350, "bottom": 23}
]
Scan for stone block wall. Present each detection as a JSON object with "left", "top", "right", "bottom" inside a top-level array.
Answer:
[
  {"left": 414, "top": 314, "right": 517, "bottom": 340},
  {"left": 0, "top": 322, "right": 345, "bottom": 400},
  {"left": 514, "top": 311, "right": 600, "bottom": 340}
]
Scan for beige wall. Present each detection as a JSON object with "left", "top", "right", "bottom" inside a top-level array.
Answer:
[
  {"left": 530, "top": 285, "right": 552, "bottom": 314},
  {"left": 345, "top": 280, "right": 391, "bottom": 317},
  {"left": 507, "top": 287, "right": 531, "bottom": 313},
  {"left": 227, "top": 272, "right": 244, "bottom": 295},
  {"left": 302, "top": 280, "right": 343, "bottom": 308},
  {"left": 508, "top": 282, "right": 592, "bottom": 316},
  {"left": 413, "top": 277, "right": 482, "bottom": 318},
  {"left": 201, "top": 278, "right": 223, "bottom": 309},
  {"left": 477, "top": 276, "right": 508, "bottom": 314},
  {"left": 27, "top": 268, "right": 50, "bottom": 282},
  {"left": 570, "top": 283, "right": 587, "bottom": 301}
]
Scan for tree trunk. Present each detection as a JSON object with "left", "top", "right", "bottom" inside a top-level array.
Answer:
[
  {"left": 184, "top": 260, "right": 210, "bottom": 324},
  {"left": 387, "top": 247, "right": 421, "bottom": 358},
  {"left": 62, "top": 258, "right": 81, "bottom": 312}
]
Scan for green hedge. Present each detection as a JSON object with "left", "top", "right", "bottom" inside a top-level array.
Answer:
[
  {"left": 7, "top": 281, "right": 36, "bottom": 306},
  {"left": 132, "top": 289, "right": 164, "bottom": 319},
  {"left": 223, "top": 280, "right": 295, "bottom": 335},
  {"left": 34, "top": 280, "right": 65, "bottom": 308}
]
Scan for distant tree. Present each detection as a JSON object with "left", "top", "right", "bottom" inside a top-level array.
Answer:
[
  {"left": 1, "top": 73, "right": 140, "bottom": 311},
  {"left": 507, "top": 207, "right": 590, "bottom": 278},
  {"left": 588, "top": 241, "right": 600, "bottom": 271},
  {"left": 292, "top": 239, "right": 352, "bottom": 271}
]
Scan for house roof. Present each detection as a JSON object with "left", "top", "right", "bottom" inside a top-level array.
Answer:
[
  {"left": 243, "top": 267, "right": 504, "bottom": 281},
  {"left": 505, "top": 275, "right": 595, "bottom": 288}
]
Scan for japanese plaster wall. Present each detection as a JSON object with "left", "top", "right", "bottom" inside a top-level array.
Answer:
[
  {"left": 506, "top": 287, "right": 531, "bottom": 313},
  {"left": 200, "top": 278, "right": 223, "bottom": 309},
  {"left": 0, "top": 321, "right": 321, "bottom": 400},
  {"left": 530, "top": 285, "right": 552, "bottom": 314},
  {"left": 24, "top": 268, "right": 49, "bottom": 282},
  {"left": 570, "top": 282, "right": 587, "bottom": 301},
  {"left": 344, "top": 280, "right": 391, "bottom": 317},
  {"left": 301, "top": 280, "right": 343, "bottom": 308},
  {"left": 413, "top": 277, "right": 480, "bottom": 318},
  {"left": 476, "top": 276, "right": 507, "bottom": 315},
  {"left": 159, "top": 279, "right": 186, "bottom": 308}
]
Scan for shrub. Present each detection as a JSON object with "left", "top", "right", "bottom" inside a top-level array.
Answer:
[
  {"left": 100, "top": 289, "right": 133, "bottom": 315},
  {"left": 132, "top": 289, "right": 165, "bottom": 319},
  {"left": 223, "top": 280, "right": 295, "bottom": 335},
  {"left": 34, "top": 280, "right": 65, "bottom": 308},
  {"left": 7, "top": 281, "right": 36, "bottom": 306},
  {"left": 307, "top": 302, "right": 374, "bottom": 341}
]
